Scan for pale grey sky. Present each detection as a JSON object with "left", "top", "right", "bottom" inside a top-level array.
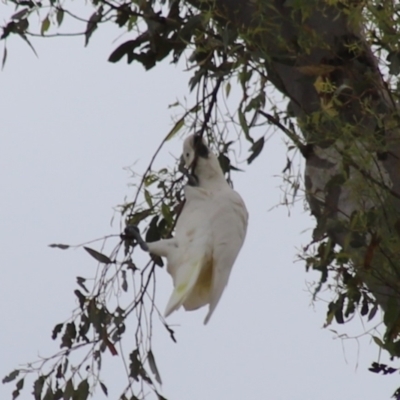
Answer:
[{"left": 0, "top": 5, "right": 398, "bottom": 399}]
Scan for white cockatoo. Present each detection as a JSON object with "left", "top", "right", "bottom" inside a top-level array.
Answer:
[{"left": 129, "top": 134, "right": 248, "bottom": 324}]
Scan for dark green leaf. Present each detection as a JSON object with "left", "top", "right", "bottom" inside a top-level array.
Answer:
[
  {"left": 247, "top": 137, "right": 264, "bottom": 164},
  {"left": 218, "top": 154, "right": 230, "bottom": 174},
  {"left": 15, "top": 378, "right": 24, "bottom": 391},
  {"left": 229, "top": 165, "right": 243, "bottom": 172},
  {"left": 282, "top": 157, "right": 291, "bottom": 173},
  {"left": 18, "top": 32, "right": 38, "bottom": 58},
  {"left": 74, "top": 380, "right": 89, "bottom": 400},
  {"left": 361, "top": 297, "right": 369, "bottom": 316},
  {"left": 2, "top": 370, "right": 19, "bottom": 384},
  {"left": 49, "top": 243, "right": 70, "bottom": 250},
  {"left": 115, "top": 5, "right": 131, "bottom": 27},
  {"left": 368, "top": 304, "right": 378, "bottom": 321},
  {"left": 325, "top": 307, "right": 335, "bottom": 327},
  {"left": 144, "top": 190, "right": 153, "bottom": 208},
  {"left": 99, "top": 382, "right": 108, "bottom": 397},
  {"left": 11, "top": 8, "right": 29, "bottom": 20},
  {"left": 146, "top": 216, "right": 160, "bottom": 242},
  {"left": 56, "top": 9, "right": 64, "bottom": 26},
  {"left": 12, "top": 378, "right": 24, "bottom": 400},
  {"left": 148, "top": 350, "right": 162, "bottom": 384},
  {"left": 161, "top": 203, "right": 172, "bottom": 226},
  {"left": 168, "top": 101, "right": 179, "bottom": 109},
  {"left": 334, "top": 296, "right": 345, "bottom": 324},
  {"left": 344, "top": 296, "right": 356, "bottom": 318},
  {"left": 179, "top": 14, "right": 203, "bottom": 42},
  {"left": 63, "top": 379, "right": 74, "bottom": 400},
  {"left": 16, "top": 18, "right": 28, "bottom": 31},
  {"left": 83, "top": 247, "right": 113, "bottom": 264},
  {"left": 33, "top": 376, "right": 45, "bottom": 400},
  {"left": 129, "top": 349, "right": 141, "bottom": 381},
  {"left": 245, "top": 94, "right": 266, "bottom": 113},
  {"left": 52, "top": 323, "right": 64, "bottom": 340},
  {"left": 41, "top": 16, "right": 50, "bottom": 35},
  {"left": 85, "top": 7, "right": 103, "bottom": 47},
  {"left": 335, "top": 309, "right": 344, "bottom": 324},
  {"left": 144, "top": 174, "right": 158, "bottom": 187},
  {"left": 238, "top": 109, "right": 253, "bottom": 143},
  {"left": 384, "top": 296, "right": 400, "bottom": 330},
  {"left": 78, "top": 314, "right": 90, "bottom": 340},
  {"left": 121, "top": 270, "right": 128, "bottom": 292},
  {"left": 188, "top": 68, "right": 205, "bottom": 92},
  {"left": 74, "top": 290, "right": 86, "bottom": 309},
  {"left": 43, "top": 386, "right": 54, "bottom": 400},
  {"left": 0, "top": 21, "right": 14, "bottom": 40},
  {"left": 387, "top": 51, "right": 400, "bottom": 75},
  {"left": 76, "top": 277, "right": 89, "bottom": 293},
  {"left": 138, "top": 367, "right": 152, "bottom": 384},
  {"left": 166, "top": 118, "right": 185, "bottom": 141},
  {"left": 112, "top": 320, "right": 125, "bottom": 342},
  {"left": 108, "top": 40, "right": 137, "bottom": 63},
  {"left": 56, "top": 364, "right": 63, "bottom": 379},
  {"left": 61, "top": 322, "right": 77, "bottom": 349},
  {"left": 372, "top": 336, "right": 384, "bottom": 348},
  {"left": 54, "top": 389, "right": 63, "bottom": 400},
  {"left": 239, "top": 67, "right": 253, "bottom": 87},
  {"left": 2, "top": 45, "right": 7, "bottom": 70},
  {"left": 225, "top": 81, "right": 231, "bottom": 98},
  {"left": 126, "top": 209, "right": 152, "bottom": 225},
  {"left": 62, "top": 358, "right": 69, "bottom": 376},
  {"left": 325, "top": 295, "right": 345, "bottom": 326}
]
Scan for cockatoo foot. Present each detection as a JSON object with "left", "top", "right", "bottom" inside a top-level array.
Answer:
[
  {"left": 124, "top": 225, "right": 149, "bottom": 252},
  {"left": 185, "top": 172, "right": 198, "bottom": 187}
]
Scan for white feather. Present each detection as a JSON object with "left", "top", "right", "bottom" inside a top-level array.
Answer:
[{"left": 145, "top": 135, "right": 248, "bottom": 324}]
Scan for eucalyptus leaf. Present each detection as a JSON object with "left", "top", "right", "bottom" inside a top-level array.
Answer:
[
  {"left": 2, "top": 370, "right": 19, "bottom": 384},
  {"left": 148, "top": 350, "right": 162, "bottom": 384},
  {"left": 247, "top": 137, "right": 264, "bottom": 164},
  {"left": 83, "top": 247, "right": 113, "bottom": 264}
]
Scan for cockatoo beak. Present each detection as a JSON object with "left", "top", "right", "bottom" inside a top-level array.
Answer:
[{"left": 179, "top": 155, "right": 198, "bottom": 186}]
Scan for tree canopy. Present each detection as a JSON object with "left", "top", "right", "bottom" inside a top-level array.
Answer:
[{"left": 2, "top": 0, "right": 400, "bottom": 399}]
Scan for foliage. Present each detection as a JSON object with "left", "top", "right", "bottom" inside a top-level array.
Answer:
[{"left": 3, "top": 0, "right": 400, "bottom": 398}]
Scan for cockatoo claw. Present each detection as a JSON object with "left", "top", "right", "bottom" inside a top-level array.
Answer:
[
  {"left": 124, "top": 225, "right": 149, "bottom": 252},
  {"left": 186, "top": 173, "right": 198, "bottom": 187}
]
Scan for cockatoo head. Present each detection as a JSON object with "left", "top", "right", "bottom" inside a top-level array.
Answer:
[
  {"left": 181, "top": 134, "right": 209, "bottom": 169},
  {"left": 180, "top": 134, "right": 226, "bottom": 187}
]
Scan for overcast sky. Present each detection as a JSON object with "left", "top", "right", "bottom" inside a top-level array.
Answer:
[{"left": 1, "top": 4, "right": 398, "bottom": 400}]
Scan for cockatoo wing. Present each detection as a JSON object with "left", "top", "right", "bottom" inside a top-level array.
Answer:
[
  {"left": 163, "top": 185, "right": 248, "bottom": 323},
  {"left": 164, "top": 186, "right": 213, "bottom": 317},
  {"left": 204, "top": 188, "right": 248, "bottom": 324},
  {"left": 164, "top": 257, "right": 209, "bottom": 317}
]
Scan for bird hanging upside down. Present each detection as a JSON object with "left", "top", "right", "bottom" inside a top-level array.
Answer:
[{"left": 127, "top": 134, "right": 248, "bottom": 324}]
